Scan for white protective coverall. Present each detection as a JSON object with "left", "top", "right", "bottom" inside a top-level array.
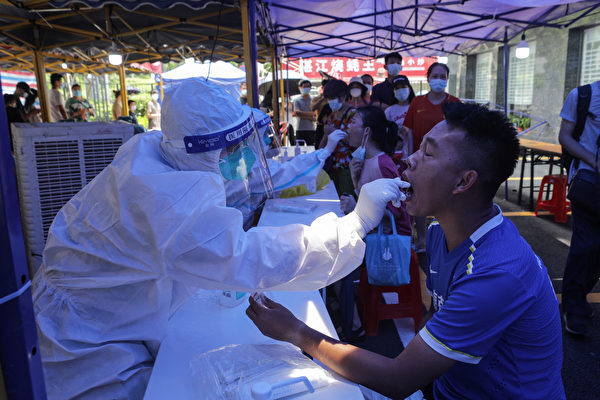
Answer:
[{"left": 32, "top": 78, "right": 406, "bottom": 399}]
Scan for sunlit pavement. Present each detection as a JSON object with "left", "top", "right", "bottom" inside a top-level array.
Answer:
[{"left": 325, "top": 157, "right": 600, "bottom": 399}]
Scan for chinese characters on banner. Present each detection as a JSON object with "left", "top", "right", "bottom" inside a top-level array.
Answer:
[{"left": 283, "top": 56, "right": 438, "bottom": 82}]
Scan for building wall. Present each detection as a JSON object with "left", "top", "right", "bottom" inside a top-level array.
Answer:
[{"left": 451, "top": 11, "right": 600, "bottom": 143}]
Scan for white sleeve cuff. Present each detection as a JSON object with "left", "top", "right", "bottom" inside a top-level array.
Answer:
[
  {"left": 340, "top": 212, "right": 366, "bottom": 239},
  {"left": 315, "top": 148, "right": 332, "bottom": 162},
  {"left": 419, "top": 327, "right": 482, "bottom": 365}
]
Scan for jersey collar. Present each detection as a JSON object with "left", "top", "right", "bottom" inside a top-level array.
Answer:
[{"left": 469, "top": 204, "right": 504, "bottom": 244}]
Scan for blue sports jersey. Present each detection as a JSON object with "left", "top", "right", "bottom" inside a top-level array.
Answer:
[{"left": 421, "top": 206, "right": 565, "bottom": 399}]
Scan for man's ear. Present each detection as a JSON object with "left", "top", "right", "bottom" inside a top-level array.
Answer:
[{"left": 453, "top": 170, "right": 478, "bottom": 195}]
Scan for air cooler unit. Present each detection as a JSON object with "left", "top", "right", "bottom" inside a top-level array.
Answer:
[{"left": 11, "top": 122, "right": 134, "bottom": 275}]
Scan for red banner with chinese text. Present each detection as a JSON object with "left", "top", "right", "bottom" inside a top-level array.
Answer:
[{"left": 282, "top": 56, "right": 438, "bottom": 82}]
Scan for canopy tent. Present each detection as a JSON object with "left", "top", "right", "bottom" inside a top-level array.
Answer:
[
  {"left": 0, "top": 0, "right": 273, "bottom": 74},
  {"left": 262, "top": 0, "right": 600, "bottom": 59},
  {"left": 161, "top": 60, "right": 246, "bottom": 97}
]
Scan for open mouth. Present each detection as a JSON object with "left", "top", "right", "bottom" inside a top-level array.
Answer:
[{"left": 403, "top": 185, "right": 413, "bottom": 201}]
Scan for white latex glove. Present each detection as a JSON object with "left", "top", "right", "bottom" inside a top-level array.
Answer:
[
  {"left": 324, "top": 129, "right": 347, "bottom": 154},
  {"left": 351, "top": 178, "right": 411, "bottom": 234}
]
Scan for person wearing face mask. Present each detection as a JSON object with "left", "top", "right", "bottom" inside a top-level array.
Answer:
[
  {"left": 66, "top": 83, "right": 95, "bottom": 121},
  {"left": 311, "top": 79, "right": 331, "bottom": 149},
  {"left": 146, "top": 89, "right": 161, "bottom": 130},
  {"left": 128, "top": 100, "right": 139, "bottom": 125},
  {"left": 371, "top": 52, "right": 403, "bottom": 110},
  {"left": 385, "top": 75, "right": 416, "bottom": 163},
  {"left": 239, "top": 82, "right": 248, "bottom": 105},
  {"left": 24, "top": 88, "right": 42, "bottom": 123},
  {"left": 403, "top": 62, "right": 460, "bottom": 253},
  {"left": 32, "top": 78, "right": 408, "bottom": 399},
  {"left": 49, "top": 74, "right": 68, "bottom": 122},
  {"left": 348, "top": 76, "right": 369, "bottom": 108},
  {"left": 292, "top": 79, "right": 316, "bottom": 145},
  {"left": 318, "top": 79, "right": 357, "bottom": 195},
  {"left": 5, "top": 93, "right": 26, "bottom": 152},
  {"left": 14, "top": 81, "right": 40, "bottom": 122},
  {"left": 361, "top": 74, "right": 374, "bottom": 101},
  {"left": 342, "top": 105, "right": 411, "bottom": 236},
  {"left": 338, "top": 105, "right": 413, "bottom": 340}
]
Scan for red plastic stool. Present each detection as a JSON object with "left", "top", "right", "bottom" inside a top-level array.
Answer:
[
  {"left": 534, "top": 174, "right": 571, "bottom": 223},
  {"left": 358, "top": 249, "right": 423, "bottom": 336}
]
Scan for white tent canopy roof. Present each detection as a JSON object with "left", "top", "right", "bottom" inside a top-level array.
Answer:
[
  {"left": 263, "top": 0, "right": 600, "bottom": 58},
  {"left": 162, "top": 60, "right": 246, "bottom": 83},
  {"left": 162, "top": 60, "right": 246, "bottom": 98}
]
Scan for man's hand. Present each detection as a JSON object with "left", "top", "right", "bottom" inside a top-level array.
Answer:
[
  {"left": 246, "top": 295, "right": 304, "bottom": 345},
  {"left": 558, "top": 118, "right": 598, "bottom": 170}
]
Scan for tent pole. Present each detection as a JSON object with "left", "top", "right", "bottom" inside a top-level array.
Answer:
[
  {"left": 159, "top": 74, "right": 164, "bottom": 101},
  {"left": 271, "top": 45, "right": 280, "bottom": 130},
  {"left": 285, "top": 59, "right": 290, "bottom": 122},
  {"left": 32, "top": 50, "right": 50, "bottom": 122},
  {"left": 279, "top": 59, "right": 285, "bottom": 124},
  {"left": 118, "top": 63, "right": 128, "bottom": 118},
  {"left": 503, "top": 26, "right": 509, "bottom": 200},
  {"left": 241, "top": 0, "right": 259, "bottom": 108}
]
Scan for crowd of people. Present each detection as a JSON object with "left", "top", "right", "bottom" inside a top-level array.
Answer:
[
  {"left": 4, "top": 72, "right": 163, "bottom": 144},
  {"left": 287, "top": 52, "right": 458, "bottom": 255}
]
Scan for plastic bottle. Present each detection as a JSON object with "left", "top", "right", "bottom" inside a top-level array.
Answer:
[
  {"left": 294, "top": 142, "right": 301, "bottom": 156},
  {"left": 283, "top": 148, "right": 288, "bottom": 159}
]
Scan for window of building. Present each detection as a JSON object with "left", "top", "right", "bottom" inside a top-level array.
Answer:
[
  {"left": 474, "top": 52, "right": 492, "bottom": 103},
  {"left": 508, "top": 41, "right": 536, "bottom": 107},
  {"left": 581, "top": 25, "right": 600, "bottom": 85}
]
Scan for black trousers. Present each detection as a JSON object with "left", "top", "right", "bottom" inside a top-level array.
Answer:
[{"left": 562, "top": 171, "right": 600, "bottom": 316}]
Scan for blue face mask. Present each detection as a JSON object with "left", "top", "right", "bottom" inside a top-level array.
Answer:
[
  {"left": 387, "top": 63, "right": 402, "bottom": 76},
  {"left": 329, "top": 98, "right": 342, "bottom": 112},
  {"left": 219, "top": 144, "right": 257, "bottom": 180},
  {"left": 429, "top": 78, "right": 447, "bottom": 93},
  {"left": 74, "top": 90, "right": 82, "bottom": 97},
  {"left": 351, "top": 146, "right": 366, "bottom": 161}
]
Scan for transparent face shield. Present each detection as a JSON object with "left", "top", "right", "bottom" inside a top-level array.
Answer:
[{"left": 184, "top": 111, "right": 274, "bottom": 230}]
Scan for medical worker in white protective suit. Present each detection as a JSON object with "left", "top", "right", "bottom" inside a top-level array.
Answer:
[{"left": 32, "top": 78, "right": 408, "bottom": 400}]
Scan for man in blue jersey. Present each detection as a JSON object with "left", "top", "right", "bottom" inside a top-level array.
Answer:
[{"left": 247, "top": 102, "right": 565, "bottom": 399}]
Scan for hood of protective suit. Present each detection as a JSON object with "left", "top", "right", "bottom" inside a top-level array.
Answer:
[{"left": 160, "top": 78, "right": 245, "bottom": 171}]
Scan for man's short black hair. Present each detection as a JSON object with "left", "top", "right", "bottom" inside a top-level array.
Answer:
[
  {"left": 361, "top": 74, "right": 374, "bottom": 83},
  {"left": 72, "top": 83, "right": 81, "bottom": 90},
  {"left": 427, "top": 62, "right": 449, "bottom": 78},
  {"left": 128, "top": 100, "right": 136, "bottom": 106},
  {"left": 16, "top": 81, "right": 31, "bottom": 93},
  {"left": 323, "top": 79, "right": 348, "bottom": 99},
  {"left": 50, "top": 73, "right": 63, "bottom": 85},
  {"left": 384, "top": 52, "right": 402, "bottom": 65},
  {"left": 442, "top": 102, "right": 520, "bottom": 200}
]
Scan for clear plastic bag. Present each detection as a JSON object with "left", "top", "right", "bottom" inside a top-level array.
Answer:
[{"left": 190, "top": 343, "right": 331, "bottom": 399}]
